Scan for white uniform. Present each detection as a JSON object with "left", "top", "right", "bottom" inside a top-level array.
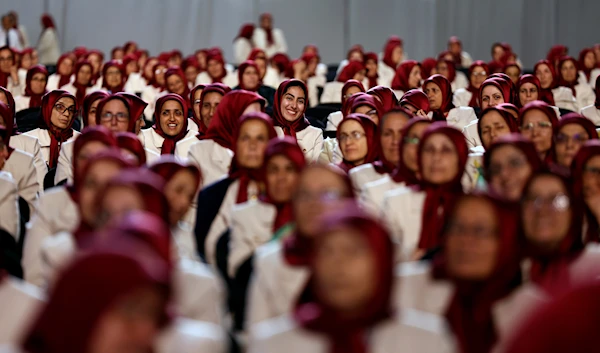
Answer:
[
  {"left": 3, "top": 149, "right": 39, "bottom": 215},
  {"left": 23, "top": 128, "right": 80, "bottom": 168},
  {"left": 187, "top": 139, "right": 234, "bottom": 189},
  {"left": 319, "top": 81, "right": 344, "bottom": 104},
  {"left": 318, "top": 138, "right": 343, "bottom": 165},
  {"left": 194, "top": 72, "right": 238, "bottom": 89},
  {"left": 0, "top": 277, "right": 45, "bottom": 344},
  {"left": 0, "top": 172, "right": 19, "bottom": 239},
  {"left": 325, "top": 111, "right": 343, "bottom": 132},
  {"left": 45, "top": 73, "right": 73, "bottom": 92},
  {"left": 382, "top": 187, "right": 426, "bottom": 260},
  {"left": 273, "top": 126, "right": 323, "bottom": 162},
  {"left": 233, "top": 38, "right": 253, "bottom": 65},
  {"left": 156, "top": 318, "right": 226, "bottom": 353},
  {"left": 452, "top": 88, "right": 473, "bottom": 107},
  {"left": 378, "top": 62, "right": 396, "bottom": 88},
  {"left": 13, "top": 96, "right": 31, "bottom": 113},
  {"left": 9, "top": 134, "right": 46, "bottom": 192},
  {"left": 141, "top": 85, "right": 162, "bottom": 120},
  {"left": 360, "top": 176, "right": 406, "bottom": 217},
  {"left": 348, "top": 163, "right": 387, "bottom": 195},
  {"left": 59, "top": 82, "right": 98, "bottom": 97},
  {"left": 581, "top": 104, "right": 600, "bottom": 125},
  {"left": 252, "top": 28, "right": 288, "bottom": 58},
  {"left": 140, "top": 127, "right": 197, "bottom": 161}
]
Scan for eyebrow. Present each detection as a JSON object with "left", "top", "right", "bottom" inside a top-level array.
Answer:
[{"left": 285, "top": 93, "right": 304, "bottom": 99}]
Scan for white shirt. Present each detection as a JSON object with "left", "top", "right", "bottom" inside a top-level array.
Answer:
[
  {"left": 195, "top": 71, "right": 238, "bottom": 89},
  {"left": 9, "top": 134, "right": 47, "bottom": 192},
  {"left": 552, "top": 86, "right": 578, "bottom": 112},
  {"left": 319, "top": 81, "right": 344, "bottom": 104},
  {"left": 378, "top": 61, "right": 396, "bottom": 88},
  {"left": 13, "top": 95, "right": 31, "bottom": 114},
  {"left": 140, "top": 127, "right": 197, "bottom": 160},
  {"left": 3, "top": 149, "right": 39, "bottom": 215},
  {"left": 187, "top": 139, "right": 234, "bottom": 189},
  {"left": 23, "top": 128, "right": 80, "bottom": 168},
  {"left": 141, "top": 85, "right": 162, "bottom": 120},
  {"left": 0, "top": 29, "right": 21, "bottom": 51},
  {"left": 382, "top": 187, "right": 427, "bottom": 260},
  {"left": 37, "top": 28, "right": 60, "bottom": 65},
  {"left": 318, "top": 137, "right": 343, "bottom": 165},
  {"left": 452, "top": 88, "right": 473, "bottom": 107},
  {"left": 360, "top": 175, "right": 405, "bottom": 217},
  {"left": 581, "top": 104, "right": 600, "bottom": 125},
  {"left": 274, "top": 126, "right": 323, "bottom": 162},
  {"left": 325, "top": 111, "right": 343, "bottom": 131},
  {"left": 233, "top": 38, "right": 253, "bottom": 65},
  {"left": 124, "top": 72, "right": 147, "bottom": 94},
  {"left": 451, "top": 71, "right": 469, "bottom": 92},
  {"left": 0, "top": 277, "right": 45, "bottom": 344},
  {"left": 252, "top": 28, "right": 288, "bottom": 57},
  {"left": 156, "top": 318, "right": 226, "bottom": 353},
  {"left": 348, "top": 163, "right": 388, "bottom": 195},
  {"left": 46, "top": 73, "right": 73, "bottom": 92},
  {"left": 578, "top": 69, "right": 600, "bottom": 88},
  {"left": 60, "top": 82, "right": 98, "bottom": 97}
]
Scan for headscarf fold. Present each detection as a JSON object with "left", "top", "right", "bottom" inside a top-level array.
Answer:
[
  {"left": 479, "top": 77, "right": 512, "bottom": 108},
  {"left": 466, "top": 60, "right": 489, "bottom": 107},
  {"left": 437, "top": 58, "right": 457, "bottom": 83},
  {"left": 72, "top": 61, "right": 94, "bottom": 108},
  {"left": 115, "top": 132, "right": 147, "bottom": 166},
  {"left": 41, "top": 90, "right": 77, "bottom": 168},
  {"left": 337, "top": 61, "right": 365, "bottom": 83},
  {"left": 336, "top": 113, "right": 379, "bottom": 173},
  {"left": 399, "top": 89, "right": 430, "bottom": 113},
  {"left": 236, "top": 24, "right": 255, "bottom": 41},
  {"left": 272, "top": 79, "right": 310, "bottom": 138},
  {"left": 391, "top": 60, "right": 420, "bottom": 91},
  {"left": 152, "top": 94, "right": 189, "bottom": 155},
  {"left": 149, "top": 155, "right": 202, "bottom": 200},
  {"left": 546, "top": 45, "right": 568, "bottom": 67},
  {"left": 0, "top": 101, "right": 15, "bottom": 156},
  {"left": 420, "top": 58, "right": 437, "bottom": 79},
  {"left": 423, "top": 74, "right": 455, "bottom": 121},
  {"left": 260, "top": 13, "right": 274, "bottom": 45},
  {"left": 24, "top": 65, "right": 48, "bottom": 108},
  {"left": 366, "top": 85, "right": 398, "bottom": 112}
]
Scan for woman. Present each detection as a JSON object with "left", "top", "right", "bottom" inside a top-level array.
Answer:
[
  {"left": 556, "top": 56, "right": 596, "bottom": 111},
  {"left": 194, "top": 112, "right": 276, "bottom": 266},
  {"left": 246, "top": 164, "right": 355, "bottom": 326},
  {"left": 517, "top": 74, "right": 542, "bottom": 108},
  {"left": 578, "top": 47, "right": 600, "bottom": 87},
  {"left": 336, "top": 113, "right": 379, "bottom": 174},
  {"left": 116, "top": 132, "right": 147, "bottom": 166},
  {"left": 95, "top": 92, "right": 148, "bottom": 135},
  {"left": 367, "top": 85, "right": 398, "bottom": 112},
  {"left": 122, "top": 54, "right": 146, "bottom": 93},
  {"left": 423, "top": 74, "right": 476, "bottom": 130},
  {"left": 80, "top": 90, "right": 109, "bottom": 127},
  {"left": 534, "top": 60, "right": 577, "bottom": 111},
  {"left": 572, "top": 140, "right": 600, "bottom": 243},
  {"left": 484, "top": 134, "right": 542, "bottom": 202},
  {"left": 235, "top": 60, "right": 276, "bottom": 107},
  {"left": 334, "top": 45, "right": 364, "bottom": 78},
  {"left": 101, "top": 60, "right": 125, "bottom": 94},
  {"left": 453, "top": 60, "right": 489, "bottom": 107},
  {"left": 271, "top": 79, "right": 322, "bottom": 161},
  {"left": 17, "top": 48, "right": 36, "bottom": 87},
  {"left": 195, "top": 49, "right": 238, "bottom": 88},
  {"left": 187, "top": 90, "right": 266, "bottom": 187},
  {"left": 85, "top": 50, "right": 104, "bottom": 84},
  {"left": 37, "top": 14, "right": 60, "bottom": 67},
  {"left": 190, "top": 83, "right": 228, "bottom": 135},
  {"left": 14, "top": 65, "right": 48, "bottom": 113},
  {"left": 391, "top": 60, "right": 422, "bottom": 99},
  {"left": 249, "top": 204, "right": 453, "bottom": 353},
  {"left": 364, "top": 52, "right": 380, "bottom": 89},
  {"left": 164, "top": 67, "right": 190, "bottom": 107},
  {"left": 399, "top": 89, "right": 430, "bottom": 116},
  {"left": 320, "top": 61, "right": 366, "bottom": 104},
  {"left": 383, "top": 123, "right": 468, "bottom": 260},
  {"left": 467, "top": 105, "right": 519, "bottom": 151},
  {"left": 504, "top": 62, "right": 522, "bottom": 85},
  {"left": 60, "top": 60, "right": 95, "bottom": 108},
  {"left": 325, "top": 79, "right": 365, "bottom": 132},
  {"left": 252, "top": 13, "right": 287, "bottom": 58},
  {"left": 436, "top": 57, "right": 468, "bottom": 91},
  {"left": 141, "top": 61, "right": 167, "bottom": 119},
  {"left": 233, "top": 23, "right": 255, "bottom": 65},
  {"left": 519, "top": 101, "right": 559, "bottom": 164},
  {"left": 24, "top": 90, "right": 79, "bottom": 169},
  {"left": 46, "top": 54, "right": 73, "bottom": 91},
  {"left": 580, "top": 78, "right": 600, "bottom": 124},
  {"left": 553, "top": 113, "right": 598, "bottom": 169},
  {"left": 140, "top": 94, "right": 196, "bottom": 158},
  {"left": 378, "top": 35, "right": 404, "bottom": 87}
]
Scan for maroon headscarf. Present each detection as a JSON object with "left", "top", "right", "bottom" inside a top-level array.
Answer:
[
  {"left": 467, "top": 60, "right": 489, "bottom": 107},
  {"left": 534, "top": 60, "right": 557, "bottom": 105},
  {"left": 24, "top": 65, "right": 48, "bottom": 108},
  {"left": 122, "top": 54, "right": 140, "bottom": 78},
  {"left": 546, "top": 45, "right": 568, "bottom": 67},
  {"left": 399, "top": 89, "right": 430, "bottom": 113},
  {"left": 345, "top": 45, "right": 364, "bottom": 61},
  {"left": 519, "top": 101, "right": 560, "bottom": 164},
  {"left": 382, "top": 36, "right": 403, "bottom": 69},
  {"left": 596, "top": 76, "right": 600, "bottom": 109},
  {"left": 201, "top": 90, "right": 266, "bottom": 148},
  {"left": 336, "top": 113, "right": 379, "bottom": 173},
  {"left": 366, "top": 86, "right": 398, "bottom": 112},
  {"left": 228, "top": 112, "right": 277, "bottom": 204},
  {"left": 516, "top": 74, "right": 542, "bottom": 108},
  {"left": 391, "top": 60, "right": 420, "bottom": 91},
  {"left": 206, "top": 50, "right": 227, "bottom": 83},
  {"left": 41, "top": 90, "right": 77, "bottom": 168},
  {"left": 261, "top": 137, "right": 306, "bottom": 232},
  {"left": 420, "top": 57, "right": 437, "bottom": 78},
  {"left": 248, "top": 48, "right": 267, "bottom": 62},
  {"left": 81, "top": 91, "right": 109, "bottom": 127},
  {"left": 340, "top": 79, "right": 365, "bottom": 107},
  {"left": 373, "top": 107, "right": 413, "bottom": 175},
  {"left": 477, "top": 107, "right": 519, "bottom": 149},
  {"left": 271, "top": 53, "right": 290, "bottom": 74},
  {"left": 237, "top": 60, "right": 261, "bottom": 91},
  {"left": 479, "top": 77, "right": 512, "bottom": 108},
  {"left": 95, "top": 93, "right": 147, "bottom": 133},
  {"left": 115, "top": 132, "right": 146, "bottom": 166},
  {"left": 294, "top": 203, "right": 394, "bottom": 353},
  {"left": 556, "top": 56, "right": 579, "bottom": 96},
  {"left": 348, "top": 93, "right": 384, "bottom": 120},
  {"left": 553, "top": 113, "right": 598, "bottom": 168},
  {"left": 41, "top": 14, "right": 55, "bottom": 29},
  {"left": 571, "top": 140, "right": 600, "bottom": 243},
  {"left": 578, "top": 48, "right": 595, "bottom": 82},
  {"left": 149, "top": 156, "right": 202, "bottom": 214},
  {"left": 483, "top": 134, "right": 542, "bottom": 186},
  {"left": 363, "top": 52, "right": 379, "bottom": 89},
  {"left": 236, "top": 23, "right": 255, "bottom": 41},
  {"left": 423, "top": 74, "right": 455, "bottom": 121},
  {"left": 101, "top": 60, "right": 125, "bottom": 93},
  {"left": 164, "top": 67, "right": 190, "bottom": 108},
  {"left": 391, "top": 117, "right": 432, "bottom": 185},
  {"left": 152, "top": 94, "right": 189, "bottom": 155},
  {"left": 272, "top": 79, "right": 310, "bottom": 138},
  {"left": 415, "top": 123, "right": 468, "bottom": 250},
  {"left": 71, "top": 61, "right": 94, "bottom": 108},
  {"left": 337, "top": 61, "right": 365, "bottom": 83},
  {"left": 0, "top": 101, "right": 15, "bottom": 156},
  {"left": 55, "top": 54, "right": 74, "bottom": 89}
]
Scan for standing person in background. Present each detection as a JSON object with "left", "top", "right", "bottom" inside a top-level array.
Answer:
[
  {"left": 252, "top": 13, "right": 287, "bottom": 57},
  {"left": 0, "top": 15, "right": 20, "bottom": 51},
  {"left": 447, "top": 36, "right": 473, "bottom": 68},
  {"left": 234, "top": 24, "right": 255, "bottom": 65},
  {"left": 8, "top": 11, "right": 28, "bottom": 48}
]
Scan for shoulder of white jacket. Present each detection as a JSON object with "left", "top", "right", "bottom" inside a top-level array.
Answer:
[
  {"left": 167, "top": 317, "right": 225, "bottom": 341},
  {"left": 384, "top": 184, "right": 415, "bottom": 201},
  {"left": 176, "top": 257, "right": 217, "bottom": 282},
  {"left": 2, "top": 276, "right": 45, "bottom": 302},
  {"left": 395, "top": 260, "right": 432, "bottom": 278},
  {"left": 254, "top": 241, "right": 283, "bottom": 263},
  {"left": 231, "top": 199, "right": 272, "bottom": 214},
  {"left": 250, "top": 314, "right": 297, "bottom": 341},
  {"left": 396, "top": 308, "right": 450, "bottom": 335},
  {"left": 8, "top": 148, "right": 34, "bottom": 161},
  {"left": 0, "top": 171, "right": 16, "bottom": 186}
]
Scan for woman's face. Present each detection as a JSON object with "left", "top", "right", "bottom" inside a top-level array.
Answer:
[
  {"left": 50, "top": 97, "right": 76, "bottom": 130},
  {"left": 492, "top": 45, "right": 505, "bottom": 62},
  {"left": 424, "top": 82, "right": 443, "bottom": 110},
  {"left": 105, "top": 66, "right": 122, "bottom": 88},
  {"left": 521, "top": 175, "right": 572, "bottom": 253},
  {"left": 560, "top": 60, "right": 578, "bottom": 83},
  {"left": 166, "top": 75, "right": 185, "bottom": 95},
  {"left": 408, "top": 65, "right": 422, "bottom": 89},
  {"left": 266, "top": 154, "right": 300, "bottom": 203},
  {"left": 391, "top": 46, "right": 403, "bottom": 65},
  {"left": 192, "top": 88, "right": 203, "bottom": 120},
  {"left": 339, "top": 120, "right": 368, "bottom": 165},
  {"left": 380, "top": 112, "right": 409, "bottom": 165},
  {"left": 520, "top": 110, "right": 553, "bottom": 158},
  {"left": 159, "top": 100, "right": 185, "bottom": 137},
  {"left": 207, "top": 59, "right": 224, "bottom": 79},
  {"left": 402, "top": 122, "right": 429, "bottom": 173},
  {"left": 583, "top": 155, "right": 600, "bottom": 199},
  {"left": 58, "top": 58, "right": 73, "bottom": 76},
  {"left": 314, "top": 227, "right": 377, "bottom": 314},
  {"left": 584, "top": 51, "right": 596, "bottom": 70},
  {"left": 352, "top": 69, "right": 366, "bottom": 83},
  {"left": 280, "top": 85, "right": 306, "bottom": 122},
  {"left": 365, "top": 59, "right": 377, "bottom": 77},
  {"left": 480, "top": 110, "right": 511, "bottom": 149},
  {"left": 78, "top": 160, "right": 124, "bottom": 226},
  {"left": 294, "top": 61, "right": 309, "bottom": 82},
  {"left": 504, "top": 67, "right": 520, "bottom": 86},
  {"left": 77, "top": 65, "right": 93, "bottom": 86},
  {"left": 348, "top": 50, "right": 363, "bottom": 62},
  {"left": 196, "top": 52, "right": 207, "bottom": 69},
  {"left": 144, "top": 59, "right": 158, "bottom": 79},
  {"left": 30, "top": 72, "right": 47, "bottom": 95},
  {"left": 488, "top": 145, "right": 532, "bottom": 201},
  {"left": 554, "top": 123, "right": 589, "bottom": 168},
  {"left": 470, "top": 66, "right": 487, "bottom": 89},
  {"left": 100, "top": 99, "right": 130, "bottom": 133},
  {"left": 535, "top": 64, "right": 554, "bottom": 89},
  {"left": 519, "top": 82, "right": 539, "bottom": 106},
  {"left": 88, "top": 54, "right": 102, "bottom": 74},
  {"left": 126, "top": 61, "right": 138, "bottom": 76},
  {"left": 100, "top": 186, "right": 145, "bottom": 227},
  {"left": 420, "top": 133, "right": 459, "bottom": 184},
  {"left": 88, "top": 287, "right": 164, "bottom": 353},
  {"left": 242, "top": 66, "right": 260, "bottom": 90},
  {"left": 20, "top": 53, "right": 32, "bottom": 69},
  {"left": 254, "top": 58, "right": 267, "bottom": 79},
  {"left": 343, "top": 86, "right": 362, "bottom": 101},
  {"left": 353, "top": 105, "right": 379, "bottom": 124},
  {"left": 236, "top": 119, "right": 270, "bottom": 169},
  {"left": 445, "top": 197, "right": 500, "bottom": 280},
  {"left": 154, "top": 65, "right": 167, "bottom": 86},
  {"left": 164, "top": 169, "right": 197, "bottom": 226},
  {"left": 200, "top": 92, "right": 222, "bottom": 128},
  {"left": 112, "top": 49, "right": 124, "bottom": 60},
  {"left": 86, "top": 99, "right": 101, "bottom": 127},
  {"left": 436, "top": 62, "right": 449, "bottom": 80},
  {"left": 481, "top": 85, "right": 504, "bottom": 110}
]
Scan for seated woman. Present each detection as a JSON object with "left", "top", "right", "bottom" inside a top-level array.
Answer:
[
  {"left": 423, "top": 74, "right": 476, "bottom": 130},
  {"left": 140, "top": 93, "right": 197, "bottom": 159},
  {"left": 519, "top": 101, "right": 559, "bottom": 164},
  {"left": 188, "top": 83, "right": 205, "bottom": 133},
  {"left": 334, "top": 44, "right": 364, "bottom": 78},
  {"left": 453, "top": 60, "right": 489, "bottom": 107},
  {"left": 320, "top": 61, "right": 366, "bottom": 104},
  {"left": 578, "top": 47, "right": 600, "bottom": 87},
  {"left": 60, "top": 60, "right": 95, "bottom": 108},
  {"left": 378, "top": 36, "right": 404, "bottom": 87},
  {"left": 534, "top": 60, "right": 578, "bottom": 111},
  {"left": 249, "top": 204, "right": 454, "bottom": 353},
  {"left": 0, "top": 131, "right": 20, "bottom": 239},
  {"left": 399, "top": 89, "right": 430, "bottom": 116},
  {"left": 572, "top": 141, "right": 600, "bottom": 243},
  {"left": 249, "top": 48, "right": 282, "bottom": 90},
  {"left": 80, "top": 90, "right": 109, "bottom": 127},
  {"left": 556, "top": 56, "right": 596, "bottom": 111},
  {"left": 580, "top": 79, "right": 600, "bottom": 125},
  {"left": 364, "top": 52, "right": 383, "bottom": 89},
  {"left": 100, "top": 60, "right": 125, "bottom": 94},
  {"left": 234, "top": 60, "right": 276, "bottom": 107},
  {"left": 336, "top": 113, "right": 379, "bottom": 174},
  {"left": 553, "top": 113, "right": 598, "bottom": 170},
  {"left": 271, "top": 79, "right": 323, "bottom": 161},
  {"left": 187, "top": 90, "right": 265, "bottom": 188},
  {"left": 14, "top": 65, "right": 48, "bottom": 113},
  {"left": 115, "top": 132, "right": 151, "bottom": 166},
  {"left": 194, "top": 49, "right": 238, "bottom": 88},
  {"left": 391, "top": 60, "right": 422, "bottom": 99},
  {"left": 141, "top": 61, "right": 167, "bottom": 120},
  {"left": 233, "top": 23, "right": 254, "bottom": 65},
  {"left": 324, "top": 79, "right": 365, "bottom": 132},
  {"left": 483, "top": 134, "right": 542, "bottom": 202},
  {"left": 435, "top": 57, "right": 468, "bottom": 91},
  {"left": 189, "top": 83, "right": 229, "bottom": 136},
  {"left": 194, "top": 112, "right": 276, "bottom": 266},
  {"left": 367, "top": 85, "right": 398, "bottom": 112},
  {"left": 246, "top": 164, "right": 354, "bottom": 327},
  {"left": 122, "top": 53, "right": 146, "bottom": 93},
  {"left": 504, "top": 61, "right": 521, "bottom": 85},
  {"left": 382, "top": 123, "right": 468, "bottom": 261},
  {"left": 164, "top": 67, "right": 190, "bottom": 107},
  {"left": 45, "top": 53, "right": 73, "bottom": 91}
]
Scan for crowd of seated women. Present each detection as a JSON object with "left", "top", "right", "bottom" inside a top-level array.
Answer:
[{"left": 1, "top": 12, "right": 600, "bottom": 353}]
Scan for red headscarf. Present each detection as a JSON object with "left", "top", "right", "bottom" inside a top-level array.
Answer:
[
  {"left": 24, "top": 65, "right": 48, "bottom": 108},
  {"left": 70, "top": 125, "right": 117, "bottom": 180},
  {"left": 345, "top": 45, "right": 364, "bottom": 61},
  {"left": 149, "top": 61, "right": 167, "bottom": 89},
  {"left": 546, "top": 45, "right": 568, "bottom": 67},
  {"left": 194, "top": 83, "right": 229, "bottom": 135},
  {"left": 432, "top": 193, "right": 521, "bottom": 353},
  {"left": 0, "top": 47, "right": 13, "bottom": 87},
  {"left": 248, "top": 48, "right": 266, "bottom": 61},
  {"left": 237, "top": 60, "right": 261, "bottom": 91},
  {"left": 489, "top": 73, "right": 517, "bottom": 104},
  {"left": 578, "top": 48, "right": 595, "bottom": 81},
  {"left": 340, "top": 79, "right": 365, "bottom": 107},
  {"left": 557, "top": 56, "right": 579, "bottom": 96},
  {"left": 420, "top": 57, "right": 437, "bottom": 78},
  {"left": 164, "top": 67, "right": 190, "bottom": 107},
  {"left": 348, "top": 93, "right": 384, "bottom": 120},
  {"left": 55, "top": 54, "right": 74, "bottom": 89},
  {"left": 391, "top": 117, "right": 431, "bottom": 185},
  {"left": 363, "top": 52, "right": 379, "bottom": 89},
  {"left": 416, "top": 123, "right": 468, "bottom": 250},
  {"left": 271, "top": 53, "right": 290, "bottom": 74},
  {"left": 373, "top": 107, "right": 412, "bottom": 175},
  {"left": 483, "top": 134, "right": 542, "bottom": 187},
  {"left": 236, "top": 23, "right": 255, "bottom": 40},
  {"left": 336, "top": 113, "right": 379, "bottom": 173},
  {"left": 41, "top": 90, "right": 77, "bottom": 168},
  {"left": 22, "top": 250, "right": 171, "bottom": 353},
  {"left": 437, "top": 58, "right": 457, "bottom": 83},
  {"left": 272, "top": 79, "right": 310, "bottom": 137},
  {"left": 261, "top": 137, "right": 306, "bottom": 232},
  {"left": 95, "top": 93, "right": 148, "bottom": 133},
  {"left": 206, "top": 50, "right": 227, "bottom": 83},
  {"left": 228, "top": 112, "right": 277, "bottom": 204},
  {"left": 72, "top": 47, "right": 88, "bottom": 60},
  {"left": 81, "top": 91, "right": 109, "bottom": 127},
  {"left": 101, "top": 60, "right": 125, "bottom": 93},
  {"left": 391, "top": 60, "right": 420, "bottom": 91},
  {"left": 201, "top": 90, "right": 265, "bottom": 148},
  {"left": 85, "top": 50, "right": 104, "bottom": 83},
  {"left": 152, "top": 94, "right": 189, "bottom": 155},
  {"left": 534, "top": 60, "right": 557, "bottom": 105},
  {"left": 122, "top": 54, "right": 139, "bottom": 77},
  {"left": 519, "top": 101, "right": 560, "bottom": 164},
  {"left": 423, "top": 74, "right": 455, "bottom": 121},
  {"left": 382, "top": 36, "right": 403, "bottom": 69},
  {"left": 572, "top": 140, "right": 600, "bottom": 243},
  {"left": 366, "top": 86, "right": 398, "bottom": 112},
  {"left": 479, "top": 77, "right": 512, "bottom": 108},
  {"left": 41, "top": 14, "right": 55, "bottom": 29},
  {"left": 0, "top": 101, "right": 15, "bottom": 156},
  {"left": 467, "top": 60, "right": 489, "bottom": 107},
  {"left": 337, "top": 61, "right": 365, "bottom": 83},
  {"left": 260, "top": 13, "right": 274, "bottom": 45},
  {"left": 477, "top": 107, "right": 519, "bottom": 148},
  {"left": 294, "top": 203, "right": 394, "bottom": 353},
  {"left": 149, "top": 155, "right": 202, "bottom": 201},
  {"left": 516, "top": 74, "right": 542, "bottom": 108},
  {"left": 72, "top": 61, "right": 94, "bottom": 108},
  {"left": 115, "top": 132, "right": 146, "bottom": 166},
  {"left": 399, "top": 89, "right": 430, "bottom": 113}
]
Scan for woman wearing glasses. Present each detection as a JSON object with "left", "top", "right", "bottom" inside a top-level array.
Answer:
[
  {"left": 552, "top": 113, "right": 597, "bottom": 170},
  {"left": 336, "top": 113, "right": 379, "bottom": 174},
  {"left": 100, "top": 60, "right": 125, "bottom": 94},
  {"left": 14, "top": 65, "right": 48, "bottom": 113},
  {"left": 519, "top": 101, "right": 560, "bottom": 164},
  {"left": 452, "top": 60, "right": 489, "bottom": 108}
]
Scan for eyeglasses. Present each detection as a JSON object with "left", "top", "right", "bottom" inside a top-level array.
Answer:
[
  {"left": 31, "top": 77, "right": 47, "bottom": 82},
  {"left": 54, "top": 103, "right": 77, "bottom": 116},
  {"left": 523, "top": 193, "right": 570, "bottom": 212},
  {"left": 446, "top": 222, "right": 497, "bottom": 239},
  {"left": 338, "top": 131, "right": 365, "bottom": 143},
  {"left": 295, "top": 190, "right": 344, "bottom": 203},
  {"left": 519, "top": 88, "right": 538, "bottom": 95},
  {"left": 194, "top": 99, "right": 201, "bottom": 105},
  {"left": 472, "top": 71, "right": 487, "bottom": 77},
  {"left": 555, "top": 133, "right": 588, "bottom": 145},
  {"left": 100, "top": 112, "right": 130, "bottom": 122},
  {"left": 0, "top": 56, "right": 13, "bottom": 62},
  {"left": 403, "top": 136, "right": 420, "bottom": 145},
  {"left": 521, "top": 121, "right": 552, "bottom": 132},
  {"left": 488, "top": 157, "right": 528, "bottom": 177}
]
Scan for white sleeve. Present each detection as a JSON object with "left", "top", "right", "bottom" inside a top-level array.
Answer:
[
  {"left": 54, "top": 146, "right": 72, "bottom": 185},
  {"left": 252, "top": 28, "right": 267, "bottom": 51},
  {"left": 23, "top": 196, "right": 56, "bottom": 287},
  {"left": 274, "top": 29, "right": 287, "bottom": 54},
  {"left": 245, "top": 264, "right": 276, "bottom": 327},
  {"left": 0, "top": 173, "right": 20, "bottom": 239},
  {"left": 8, "top": 31, "right": 21, "bottom": 51}
]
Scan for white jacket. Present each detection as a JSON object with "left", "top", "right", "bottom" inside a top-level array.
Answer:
[
  {"left": 9, "top": 134, "right": 46, "bottom": 191},
  {"left": 444, "top": 106, "right": 477, "bottom": 131},
  {"left": 263, "top": 66, "right": 282, "bottom": 90},
  {"left": 202, "top": 179, "right": 240, "bottom": 266},
  {"left": 156, "top": 318, "right": 226, "bottom": 353},
  {"left": 360, "top": 176, "right": 405, "bottom": 217},
  {"left": 325, "top": 111, "right": 343, "bottom": 131},
  {"left": 0, "top": 277, "right": 45, "bottom": 344},
  {"left": 3, "top": 149, "right": 39, "bottom": 215},
  {"left": 348, "top": 163, "right": 387, "bottom": 195},
  {"left": 13, "top": 96, "right": 31, "bottom": 114},
  {"left": 382, "top": 187, "right": 426, "bottom": 260},
  {"left": 124, "top": 72, "right": 147, "bottom": 94},
  {"left": 23, "top": 128, "right": 80, "bottom": 168},
  {"left": 581, "top": 104, "right": 600, "bottom": 125},
  {"left": 141, "top": 85, "right": 162, "bottom": 120},
  {"left": 59, "top": 82, "right": 98, "bottom": 97},
  {"left": 187, "top": 139, "right": 233, "bottom": 189},
  {"left": 195, "top": 72, "right": 238, "bottom": 89},
  {"left": 252, "top": 28, "right": 288, "bottom": 57},
  {"left": 233, "top": 38, "right": 253, "bottom": 65},
  {"left": 552, "top": 86, "right": 578, "bottom": 112},
  {"left": 0, "top": 172, "right": 19, "bottom": 239},
  {"left": 451, "top": 71, "right": 469, "bottom": 92},
  {"left": 37, "top": 28, "right": 60, "bottom": 66},
  {"left": 378, "top": 62, "right": 396, "bottom": 88},
  {"left": 452, "top": 88, "right": 473, "bottom": 107},
  {"left": 319, "top": 81, "right": 343, "bottom": 104},
  {"left": 140, "top": 127, "right": 197, "bottom": 161},
  {"left": 574, "top": 83, "right": 596, "bottom": 111},
  {"left": 317, "top": 138, "right": 343, "bottom": 165},
  {"left": 46, "top": 73, "right": 73, "bottom": 92},
  {"left": 274, "top": 126, "right": 323, "bottom": 162}
]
